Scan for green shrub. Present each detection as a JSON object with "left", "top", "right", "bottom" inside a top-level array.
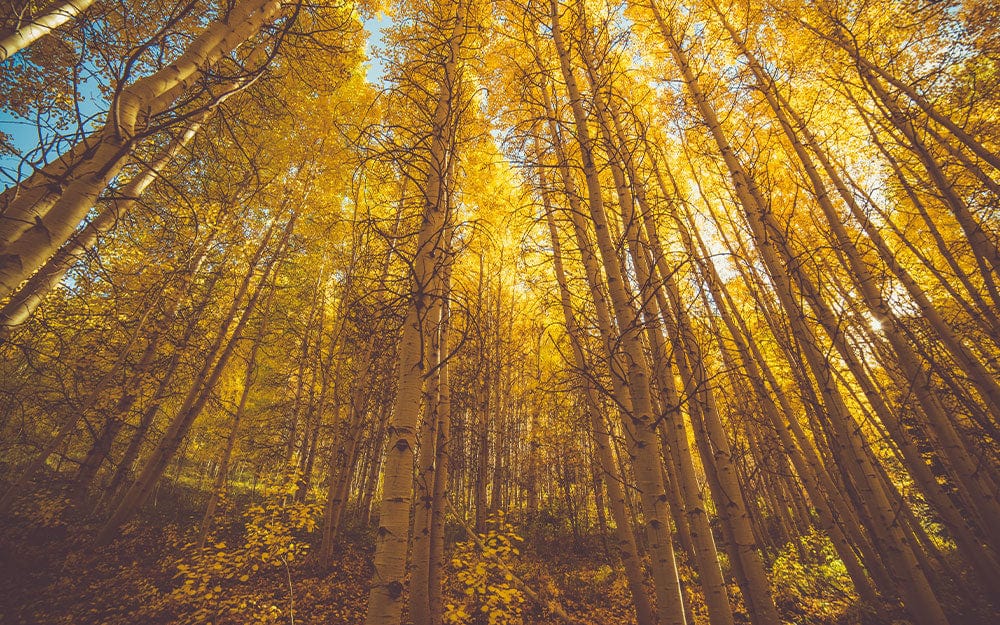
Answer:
[{"left": 771, "top": 529, "right": 855, "bottom": 623}]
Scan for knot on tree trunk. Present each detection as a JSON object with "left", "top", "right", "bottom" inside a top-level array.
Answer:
[{"left": 387, "top": 580, "right": 404, "bottom": 599}]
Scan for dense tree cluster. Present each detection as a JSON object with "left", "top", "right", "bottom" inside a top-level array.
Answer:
[{"left": 1, "top": 0, "right": 999, "bottom": 624}]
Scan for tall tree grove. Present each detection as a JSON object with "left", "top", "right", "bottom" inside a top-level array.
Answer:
[{"left": 1, "top": 0, "right": 998, "bottom": 624}]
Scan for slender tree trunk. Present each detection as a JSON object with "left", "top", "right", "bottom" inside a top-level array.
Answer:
[
  {"left": 428, "top": 261, "right": 453, "bottom": 625},
  {"left": 549, "top": 3, "right": 686, "bottom": 623},
  {"left": 474, "top": 357, "right": 490, "bottom": 533},
  {"left": 360, "top": 396, "right": 391, "bottom": 528},
  {"left": 589, "top": 82, "right": 740, "bottom": 625},
  {"left": 542, "top": 183, "right": 655, "bottom": 625},
  {"left": 286, "top": 279, "right": 323, "bottom": 466},
  {"left": 197, "top": 297, "right": 270, "bottom": 549},
  {"left": 364, "top": 4, "right": 466, "bottom": 621},
  {"left": 410, "top": 271, "right": 446, "bottom": 625}
]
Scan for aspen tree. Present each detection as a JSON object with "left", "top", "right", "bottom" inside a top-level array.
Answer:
[
  {"left": 538, "top": 76, "right": 663, "bottom": 544},
  {"left": 0, "top": 0, "right": 95, "bottom": 61},
  {"left": 428, "top": 258, "right": 454, "bottom": 625},
  {"left": 0, "top": 0, "right": 285, "bottom": 299},
  {"left": 364, "top": 1, "right": 468, "bottom": 621},
  {"left": 413, "top": 174, "right": 458, "bottom": 604},
  {"left": 285, "top": 277, "right": 324, "bottom": 465},
  {"left": 537, "top": 72, "right": 677, "bottom": 622},
  {"left": 410, "top": 260, "right": 448, "bottom": 625},
  {"left": 668, "top": 173, "right": 879, "bottom": 600},
  {"left": 575, "top": 38, "right": 739, "bottom": 624},
  {"left": 548, "top": 1, "right": 686, "bottom": 622},
  {"left": 540, "top": 166, "right": 655, "bottom": 625}
]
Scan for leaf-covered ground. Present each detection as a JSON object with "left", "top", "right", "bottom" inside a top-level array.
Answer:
[
  {"left": 0, "top": 481, "right": 976, "bottom": 625},
  {"left": 0, "top": 484, "right": 367, "bottom": 625}
]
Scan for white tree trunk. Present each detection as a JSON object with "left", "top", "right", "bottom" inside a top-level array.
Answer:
[{"left": 0, "top": 0, "right": 96, "bottom": 62}]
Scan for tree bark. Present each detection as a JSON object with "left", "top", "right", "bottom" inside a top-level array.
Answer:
[
  {"left": 0, "top": 0, "right": 96, "bottom": 62},
  {"left": 363, "top": 3, "right": 466, "bottom": 621}
]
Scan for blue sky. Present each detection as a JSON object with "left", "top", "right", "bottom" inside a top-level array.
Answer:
[
  {"left": 0, "top": 58, "right": 105, "bottom": 181},
  {"left": 364, "top": 12, "right": 392, "bottom": 85}
]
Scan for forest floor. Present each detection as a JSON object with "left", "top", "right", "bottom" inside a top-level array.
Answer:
[{"left": 0, "top": 479, "right": 927, "bottom": 625}]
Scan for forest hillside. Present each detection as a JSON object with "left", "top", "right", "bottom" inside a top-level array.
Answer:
[{"left": 1, "top": 0, "right": 999, "bottom": 624}]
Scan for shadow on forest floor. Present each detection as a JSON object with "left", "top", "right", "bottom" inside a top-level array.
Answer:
[{"left": 0, "top": 479, "right": 989, "bottom": 625}]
